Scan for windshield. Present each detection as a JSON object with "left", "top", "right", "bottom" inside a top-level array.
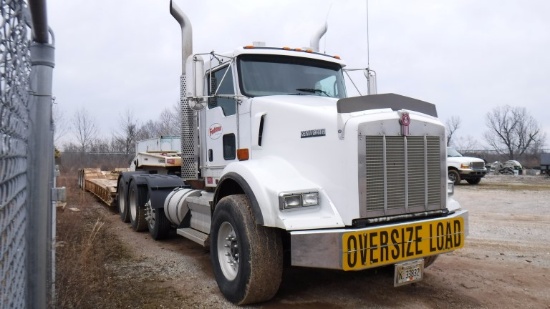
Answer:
[
  {"left": 238, "top": 54, "right": 346, "bottom": 98},
  {"left": 447, "top": 147, "right": 463, "bottom": 157}
]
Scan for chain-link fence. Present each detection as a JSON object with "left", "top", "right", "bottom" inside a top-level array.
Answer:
[
  {"left": 0, "top": 1, "right": 32, "bottom": 308},
  {"left": 1, "top": 1, "right": 53, "bottom": 308}
]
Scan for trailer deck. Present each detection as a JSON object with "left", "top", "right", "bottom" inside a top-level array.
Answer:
[{"left": 78, "top": 168, "right": 127, "bottom": 207}]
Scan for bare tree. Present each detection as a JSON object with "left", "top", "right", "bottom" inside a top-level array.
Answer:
[
  {"left": 454, "top": 135, "right": 480, "bottom": 152},
  {"left": 136, "top": 102, "right": 181, "bottom": 141},
  {"left": 89, "top": 138, "right": 111, "bottom": 153},
  {"left": 156, "top": 103, "right": 181, "bottom": 137},
  {"left": 483, "top": 105, "right": 546, "bottom": 160},
  {"left": 445, "top": 116, "right": 461, "bottom": 146},
  {"left": 136, "top": 119, "right": 160, "bottom": 141},
  {"left": 73, "top": 107, "right": 98, "bottom": 152},
  {"left": 113, "top": 109, "right": 139, "bottom": 154}
]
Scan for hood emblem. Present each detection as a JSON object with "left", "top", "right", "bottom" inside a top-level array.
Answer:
[
  {"left": 399, "top": 112, "right": 410, "bottom": 136},
  {"left": 301, "top": 129, "right": 326, "bottom": 138}
]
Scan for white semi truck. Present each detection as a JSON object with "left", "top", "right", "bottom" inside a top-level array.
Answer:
[{"left": 115, "top": 1, "right": 469, "bottom": 305}]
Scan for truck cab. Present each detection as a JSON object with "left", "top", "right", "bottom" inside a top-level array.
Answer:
[{"left": 114, "top": 2, "right": 469, "bottom": 305}]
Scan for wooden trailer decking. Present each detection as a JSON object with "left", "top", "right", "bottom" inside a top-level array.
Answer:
[{"left": 78, "top": 168, "right": 127, "bottom": 207}]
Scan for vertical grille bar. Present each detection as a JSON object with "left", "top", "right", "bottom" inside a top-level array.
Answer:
[{"left": 383, "top": 135, "right": 387, "bottom": 213}]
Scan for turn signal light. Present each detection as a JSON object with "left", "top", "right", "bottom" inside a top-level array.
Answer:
[{"left": 237, "top": 148, "right": 249, "bottom": 161}]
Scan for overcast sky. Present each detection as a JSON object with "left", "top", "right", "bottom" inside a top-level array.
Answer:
[{"left": 47, "top": 0, "right": 550, "bottom": 150}]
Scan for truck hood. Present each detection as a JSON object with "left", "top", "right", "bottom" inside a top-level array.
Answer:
[
  {"left": 447, "top": 156, "right": 485, "bottom": 164},
  {"left": 249, "top": 95, "right": 338, "bottom": 142}
]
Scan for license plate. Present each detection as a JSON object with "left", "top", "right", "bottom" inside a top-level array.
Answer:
[
  {"left": 394, "top": 259, "right": 424, "bottom": 286},
  {"left": 342, "top": 217, "right": 464, "bottom": 270}
]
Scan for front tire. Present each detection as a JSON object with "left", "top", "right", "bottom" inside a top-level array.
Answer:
[
  {"left": 210, "top": 195, "right": 283, "bottom": 305},
  {"left": 466, "top": 177, "right": 481, "bottom": 185},
  {"left": 424, "top": 255, "right": 439, "bottom": 268},
  {"left": 448, "top": 169, "right": 461, "bottom": 185},
  {"left": 128, "top": 180, "right": 148, "bottom": 232}
]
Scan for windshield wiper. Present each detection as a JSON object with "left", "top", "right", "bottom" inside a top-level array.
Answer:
[{"left": 296, "top": 88, "right": 330, "bottom": 97}]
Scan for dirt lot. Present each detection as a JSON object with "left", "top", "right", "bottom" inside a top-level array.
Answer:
[{"left": 57, "top": 174, "right": 550, "bottom": 308}]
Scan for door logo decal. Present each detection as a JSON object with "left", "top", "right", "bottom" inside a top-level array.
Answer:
[{"left": 209, "top": 123, "right": 223, "bottom": 140}]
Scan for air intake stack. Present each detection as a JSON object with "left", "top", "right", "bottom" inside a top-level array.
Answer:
[
  {"left": 310, "top": 22, "right": 327, "bottom": 52},
  {"left": 170, "top": 0, "right": 198, "bottom": 181}
]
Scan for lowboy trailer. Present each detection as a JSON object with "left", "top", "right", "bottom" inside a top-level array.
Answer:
[{"left": 79, "top": 136, "right": 182, "bottom": 206}]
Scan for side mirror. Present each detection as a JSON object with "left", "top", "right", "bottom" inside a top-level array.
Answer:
[{"left": 185, "top": 55, "right": 206, "bottom": 110}]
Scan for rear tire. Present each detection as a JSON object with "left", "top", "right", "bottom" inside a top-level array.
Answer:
[
  {"left": 466, "top": 177, "right": 481, "bottom": 185},
  {"left": 128, "top": 180, "right": 148, "bottom": 232},
  {"left": 210, "top": 195, "right": 283, "bottom": 305},
  {"left": 147, "top": 202, "right": 171, "bottom": 240},
  {"left": 448, "top": 169, "right": 461, "bottom": 185},
  {"left": 117, "top": 178, "right": 130, "bottom": 223}
]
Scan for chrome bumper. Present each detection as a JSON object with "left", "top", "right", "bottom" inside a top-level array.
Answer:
[{"left": 290, "top": 209, "right": 469, "bottom": 270}]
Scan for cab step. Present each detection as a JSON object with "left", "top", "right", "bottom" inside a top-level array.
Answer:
[{"left": 177, "top": 227, "right": 209, "bottom": 247}]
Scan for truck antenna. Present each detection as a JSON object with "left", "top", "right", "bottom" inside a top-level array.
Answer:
[
  {"left": 323, "top": 3, "right": 333, "bottom": 54},
  {"left": 366, "top": 0, "right": 370, "bottom": 68}
]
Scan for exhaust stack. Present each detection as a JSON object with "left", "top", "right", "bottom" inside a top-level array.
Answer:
[
  {"left": 310, "top": 22, "right": 327, "bottom": 52},
  {"left": 170, "top": 0, "right": 193, "bottom": 73},
  {"left": 170, "top": 0, "right": 198, "bottom": 181}
]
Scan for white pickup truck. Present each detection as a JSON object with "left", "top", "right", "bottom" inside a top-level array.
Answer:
[{"left": 447, "top": 147, "right": 487, "bottom": 185}]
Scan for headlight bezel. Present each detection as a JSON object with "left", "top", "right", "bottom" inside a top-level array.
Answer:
[{"left": 279, "top": 191, "right": 319, "bottom": 210}]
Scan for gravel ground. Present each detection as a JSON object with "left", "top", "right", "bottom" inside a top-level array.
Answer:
[{"left": 92, "top": 174, "right": 550, "bottom": 308}]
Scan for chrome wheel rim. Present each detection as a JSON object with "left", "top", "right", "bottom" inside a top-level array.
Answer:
[{"left": 217, "top": 222, "right": 239, "bottom": 280}]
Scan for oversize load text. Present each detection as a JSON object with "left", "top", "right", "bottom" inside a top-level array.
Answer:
[{"left": 342, "top": 218, "right": 464, "bottom": 270}]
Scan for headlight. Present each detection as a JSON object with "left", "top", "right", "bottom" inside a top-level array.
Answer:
[
  {"left": 282, "top": 194, "right": 302, "bottom": 209},
  {"left": 302, "top": 192, "right": 319, "bottom": 206},
  {"left": 460, "top": 163, "right": 471, "bottom": 169},
  {"left": 279, "top": 192, "right": 319, "bottom": 210},
  {"left": 447, "top": 181, "right": 454, "bottom": 196}
]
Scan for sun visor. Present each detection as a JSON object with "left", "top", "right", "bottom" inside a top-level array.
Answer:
[{"left": 337, "top": 93, "right": 438, "bottom": 117}]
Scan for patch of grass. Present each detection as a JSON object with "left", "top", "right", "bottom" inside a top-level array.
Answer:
[{"left": 55, "top": 173, "right": 184, "bottom": 308}]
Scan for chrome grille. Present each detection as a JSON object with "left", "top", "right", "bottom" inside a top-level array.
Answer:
[
  {"left": 363, "top": 135, "right": 442, "bottom": 217},
  {"left": 471, "top": 162, "right": 485, "bottom": 169}
]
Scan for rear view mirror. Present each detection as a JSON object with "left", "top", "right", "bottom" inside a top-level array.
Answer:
[{"left": 185, "top": 55, "right": 206, "bottom": 110}]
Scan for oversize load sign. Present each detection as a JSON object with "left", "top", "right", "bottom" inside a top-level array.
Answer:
[{"left": 342, "top": 217, "right": 464, "bottom": 270}]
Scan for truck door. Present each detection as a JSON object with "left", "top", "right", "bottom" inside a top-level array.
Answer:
[{"left": 204, "top": 64, "right": 238, "bottom": 183}]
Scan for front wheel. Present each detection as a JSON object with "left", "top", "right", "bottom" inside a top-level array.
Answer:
[
  {"left": 424, "top": 255, "right": 439, "bottom": 268},
  {"left": 448, "top": 169, "right": 461, "bottom": 185},
  {"left": 210, "top": 195, "right": 283, "bottom": 305},
  {"left": 466, "top": 177, "right": 481, "bottom": 185}
]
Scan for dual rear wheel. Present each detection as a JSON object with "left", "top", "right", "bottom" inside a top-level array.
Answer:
[{"left": 119, "top": 177, "right": 172, "bottom": 240}]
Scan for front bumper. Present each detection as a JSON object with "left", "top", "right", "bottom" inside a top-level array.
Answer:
[
  {"left": 459, "top": 169, "right": 487, "bottom": 177},
  {"left": 290, "top": 209, "right": 468, "bottom": 271}
]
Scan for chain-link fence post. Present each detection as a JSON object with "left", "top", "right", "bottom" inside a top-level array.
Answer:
[{"left": 27, "top": 41, "right": 55, "bottom": 308}]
